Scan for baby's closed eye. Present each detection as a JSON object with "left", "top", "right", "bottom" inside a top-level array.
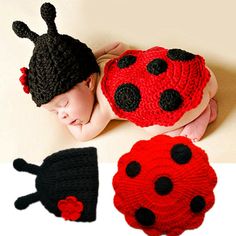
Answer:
[{"left": 59, "top": 99, "right": 69, "bottom": 107}]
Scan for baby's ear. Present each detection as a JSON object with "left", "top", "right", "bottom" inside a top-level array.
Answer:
[{"left": 86, "top": 74, "right": 96, "bottom": 91}]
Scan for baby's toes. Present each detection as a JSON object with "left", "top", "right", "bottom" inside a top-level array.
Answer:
[
  {"left": 192, "top": 138, "right": 199, "bottom": 142},
  {"left": 180, "top": 127, "right": 202, "bottom": 142}
]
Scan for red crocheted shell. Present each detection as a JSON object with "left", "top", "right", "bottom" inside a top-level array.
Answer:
[
  {"left": 101, "top": 47, "right": 210, "bottom": 127},
  {"left": 113, "top": 135, "right": 217, "bottom": 236}
]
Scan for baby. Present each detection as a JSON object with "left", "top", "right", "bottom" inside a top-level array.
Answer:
[{"left": 13, "top": 3, "right": 218, "bottom": 142}]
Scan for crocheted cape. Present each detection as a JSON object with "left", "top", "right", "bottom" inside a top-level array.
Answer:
[
  {"left": 113, "top": 135, "right": 217, "bottom": 236},
  {"left": 101, "top": 46, "right": 210, "bottom": 127}
]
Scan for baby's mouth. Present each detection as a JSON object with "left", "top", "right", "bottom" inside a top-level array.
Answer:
[{"left": 69, "top": 119, "right": 82, "bottom": 126}]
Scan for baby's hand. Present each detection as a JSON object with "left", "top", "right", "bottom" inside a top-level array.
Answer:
[
  {"left": 93, "top": 42, "right": 129, "bottom": 58},
  {"left": 67, "top": 104, "right": 111, "bottom": 141}
]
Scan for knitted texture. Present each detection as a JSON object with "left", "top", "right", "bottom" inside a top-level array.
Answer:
[
  {"left": 101, "top": 46, "right": 210, "bottom": 127},
  {"left": 113, "top": 135, "right": 217, "bottom": 236},
  {"left": 12, "top": 3, "right": 100, "bottom": 106},
  {"left": 13, "top": 147, "right": 99, "bottom": 222}
]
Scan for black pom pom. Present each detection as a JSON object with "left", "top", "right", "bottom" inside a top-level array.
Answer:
[
  {"left": 40, "top": 2, "right": 56, "bottom": 22},
  {"left": 12, "top": 21, "right": 38, "bottom": 43},
  {"left": 13, "top": 158, "right": 27, "bottom": 171},
  {"left": 159, "top": 89, "right": 182, "bottom": 111},
  {"left": 14, "top": 198, "right": 29, "bottom": 210},
  {"left": 12, "top": 21, "right": 31, "bottom": 38}
]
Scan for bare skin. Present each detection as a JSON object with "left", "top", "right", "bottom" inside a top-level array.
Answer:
[
  {"left": 42, "top": 42, "right": 218, "bottom": 142},
  {"left": 165, "top": 98, "right": 217, "bottom": 141}
]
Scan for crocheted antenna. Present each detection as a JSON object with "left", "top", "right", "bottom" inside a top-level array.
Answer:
[
  {"left": 113, "top": 135, "right": 217, "bottom": 236},
  {"left": 12, "top": 3, "right": 57, "bottom": 43},
  {"left": 13, "top": 148, "right": 99, "bottom": 222},
  {"left": 12, "top": 2, "right": 99, "bottom": 106}
]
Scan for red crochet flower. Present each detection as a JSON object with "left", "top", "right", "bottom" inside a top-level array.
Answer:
[
  {"left": 19, "top": 67, "right": 30, "bottom": 94},
  {"left": 57, "top": 196, "right": 84, "bottom": 221}
]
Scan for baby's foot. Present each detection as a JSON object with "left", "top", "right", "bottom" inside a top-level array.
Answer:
[
  {"left": 209, "top": 98, "right": 218, "bottom": 123},
  {"left": 180, "top": 105, "right": 211, "bottom": 142}
]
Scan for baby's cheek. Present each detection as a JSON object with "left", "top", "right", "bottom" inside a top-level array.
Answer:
[{"left": 67, "top": 105, "right": 83, "bottom": 120}]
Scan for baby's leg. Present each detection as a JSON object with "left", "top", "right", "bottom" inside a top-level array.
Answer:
[
  {"left": 164, "top": 127, "right": 184, "bottom": 137},
  {"left": 209, "top": 98, "right": 218, "bottom": 123},
  {"left": 180, "top": 98, "right": 217, "bottom": 142}
]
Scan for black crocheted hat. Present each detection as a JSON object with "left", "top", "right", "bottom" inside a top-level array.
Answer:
[
  {"left": 13, "top": 147, "right": 99, "bottom": 222},
  {"left": 12, "top": 2, "right": 100, "bottom": 107}
]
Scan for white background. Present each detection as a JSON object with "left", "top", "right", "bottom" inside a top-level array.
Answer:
[
  {"left": 0, "top": 163, "right": 235, "bottom": 236},
  {"left": 1, "top": 0, "right": 236, "bottom": 163}
]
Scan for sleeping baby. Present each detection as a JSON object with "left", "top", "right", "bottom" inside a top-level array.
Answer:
[{"left": 12, "top": 3, "right": 218, "bottom": 142}]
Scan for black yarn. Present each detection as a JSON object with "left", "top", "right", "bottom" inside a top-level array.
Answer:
[
  {"left": 155, "top": 176, "right": 173, "bottom": 195},
  {"left": 171, "top": 144, "right": 192, "bottom": 164},
  {"left": 159, "top": 89, "right": 183, "bottom": 111},
  {"left": 135, "top": 207, "right": 156, "bottom": 226},
  {"left": 12, "top": 3, "right": 100, "bottom": 107},
  {"left": 41, "top": 3, "right": 56, "bottom": 22},
  {"left": 13, "top": 158, "right": 40, "bottom": 174},
  {"left": 40, "top": 2, "right": 57, "bottom": 36},
  {"left": 12, "top": 21, "right": 39, "bottom": 43},
  {"left": 190, "top": 196, "right": 206, "bottom": 213},
  {"left": 13, "top": 147, "right": 99, "bottom": 222},
  {"left": 114, "top": 83, "right": 141, "bottom": 112},
  {"left": 147, "top": 58, "right": 168, "bottom": 75},
  {"left": 167, "top": 49, "right": 195, "bottom": 61},
  {"left": 117, "top": 55, "right": 137, "bottom": 69},
  {"left": 126, "top": 161, "right": 141, "bottom": 178},
  {"left": 28, "top": 34, "right": 100, "bottom": 106},
  {"left": 14, "top": 192, "right": 40, "bottom": 210}
]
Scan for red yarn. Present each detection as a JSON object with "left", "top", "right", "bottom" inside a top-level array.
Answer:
[
  {"left": 113, "top": 135, "right": 217, "bottom": 236},
  {"left": 57, "top": 196, "right": 84, "bottom": 221},
  {"left": 101, "top": 47, "right": 210, "bottom": 127},
  {"left": 19, "top": 67, "right": 30, "bottom": 94}
]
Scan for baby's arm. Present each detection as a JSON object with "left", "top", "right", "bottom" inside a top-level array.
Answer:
[
  {"left": 93, "top": 42, "right": 129, "bottom": 58},
  {"left": 66, "top": 103, "right": 111, "bottom": 142}
]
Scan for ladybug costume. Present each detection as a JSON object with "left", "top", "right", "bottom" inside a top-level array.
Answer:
[
  {"left": 101, "top": 47, "right": 210, "bottom": 127},
  {"left": 113, "top": 135, "right": 217, "bottom": 236},
  {"left": 13, "top": 148, "right": 99, "bottom": 222},
  {"left": 12, "top": 2, "right": 99, "bottom": 107}
]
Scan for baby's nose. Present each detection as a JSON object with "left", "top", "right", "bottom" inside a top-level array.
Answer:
[{"left": 58, "top": 111, "right": 68, "bottom": 120}]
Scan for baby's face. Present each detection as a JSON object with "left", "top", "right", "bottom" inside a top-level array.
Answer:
[{"left": 42, "top": 75, "right": 96, "bottom": 126}]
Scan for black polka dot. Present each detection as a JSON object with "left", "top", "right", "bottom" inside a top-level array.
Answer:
[
  {"left": 115, "top": 83, "right": 141, "bottom": 112},
  {"left": 159, "top": 89, "right": 182, "bottom": 111},
  {"left": 135, "top": 207, "right": 156, "bottom": 226},
  {"left": 167, "top": 49, "right": 195, "bottom": 61},
  {"left": 190, "top": 196, "right": 206, "bottom": 213},
  {"left": 171, "top": 144, "right": 192, "bottom": 164},
  {"left": 117, "top": 55, "right": 137, "bottom": 68},
  {"left": 147, "top": 58, "right": 168, "bottom": 75},
  {"left": 155, "top": 176, "right": 173, "bottom": 195},
  {"left": 126, "top": 161, "right": 141, "bottom": 178}
]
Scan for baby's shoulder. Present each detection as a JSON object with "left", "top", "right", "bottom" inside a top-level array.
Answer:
[{"left": 96, "top": 78, "right": 123, "bottom": 120}]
